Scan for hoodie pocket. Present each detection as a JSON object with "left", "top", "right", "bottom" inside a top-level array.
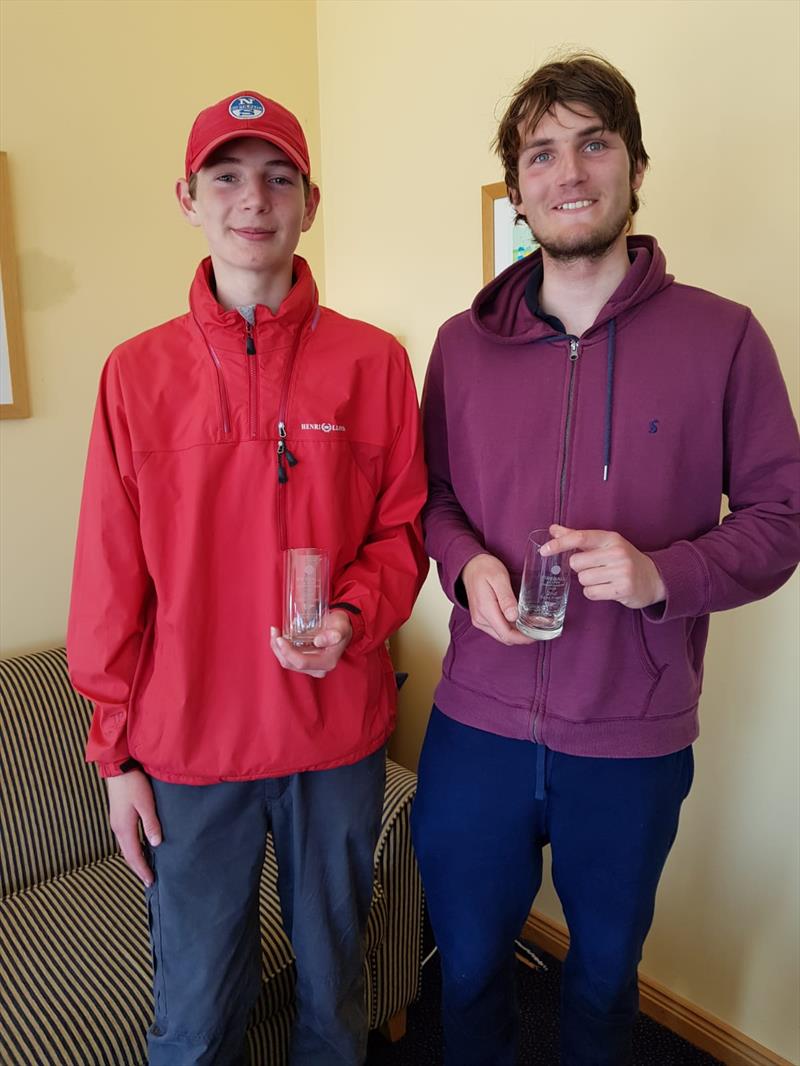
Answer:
[
  {"left": 547, "top": 604, "right": 701, "bottom": 723},
  {"left": 443, "top": 607, "right": 538, "bottom": 708}
]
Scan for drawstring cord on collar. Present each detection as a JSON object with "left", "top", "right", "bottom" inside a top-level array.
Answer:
[{"left": 603, "top": 317, "right": 617, "bottom": 482}]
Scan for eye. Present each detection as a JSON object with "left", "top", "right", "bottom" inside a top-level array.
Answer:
[
  {"left": 584, "top": 140, "right": 606, "bottom": 153},
  {"left": 268, "top": 176, "right": 293, "bottom": 186},
  {"left": 530, "top": 151, "right": 552, "bottom": 165},
  {"left": 214, "top": 172, "right": 238, "bottom": 184}
]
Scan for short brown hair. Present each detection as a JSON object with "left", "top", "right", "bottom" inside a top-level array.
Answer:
[{"left": 494, "top": 52, "right": 649, "bottom": 216}]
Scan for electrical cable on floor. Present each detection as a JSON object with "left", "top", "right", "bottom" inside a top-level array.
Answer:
[
  {"left": 421, "top": 941, "right": 547, "bottom": 973},
  {"left": 421, "top": 946, "right": 439, "bottom": 968},
  {"left": 514, "top": 938, "right": 548, "bottom": 971}
]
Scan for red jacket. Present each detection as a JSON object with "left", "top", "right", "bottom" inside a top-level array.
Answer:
[{"left": 67, "top": 257, "right": 428, "bottom": 783}]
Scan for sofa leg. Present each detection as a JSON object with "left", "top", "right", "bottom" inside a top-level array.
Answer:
[{"left": 379, "top": 1007, "right": 407, "bottom": 1042}]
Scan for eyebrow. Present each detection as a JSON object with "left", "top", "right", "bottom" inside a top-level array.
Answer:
[{"left": 521, "top": 125, "right": 606, "bottom": 150}]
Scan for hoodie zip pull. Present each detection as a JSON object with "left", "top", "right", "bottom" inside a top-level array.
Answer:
[{"left": 245, "top": 321, "right": 256, "bottom": 356}]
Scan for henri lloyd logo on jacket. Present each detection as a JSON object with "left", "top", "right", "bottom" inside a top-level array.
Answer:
[{"left": 301, "top": 422, "right": 347, "bottom": 434}]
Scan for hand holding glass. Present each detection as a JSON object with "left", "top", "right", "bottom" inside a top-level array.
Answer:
[
  {"left": 516, "top": 529, "right": 573, "bottom": 640},
  {"left": 283, "top": 548, "right": 329, "bottom": 647}
]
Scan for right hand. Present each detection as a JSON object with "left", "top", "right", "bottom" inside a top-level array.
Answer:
[
  {"left": 107, "top": 770, "right": 162, "bottom": 887},
  {"left": 462, "top": 553, "right": 534, "bottom": 646}
]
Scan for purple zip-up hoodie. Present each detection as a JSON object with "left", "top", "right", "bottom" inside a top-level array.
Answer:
[{"left": 422, "top": 235, "right": 800, "bottom": 757}]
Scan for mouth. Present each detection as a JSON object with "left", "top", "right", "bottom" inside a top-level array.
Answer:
[
  {"left": 232, "top": 228, "right": 277, "bottom": 241},
  {"left": 554, "top": 199, "right": 596, "bottom": 211}
]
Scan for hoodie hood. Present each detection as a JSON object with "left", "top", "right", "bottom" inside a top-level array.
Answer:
[{"left": 471, "top": 234, "right": 673, "bottom": 343}]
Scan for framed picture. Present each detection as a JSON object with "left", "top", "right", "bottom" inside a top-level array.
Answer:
[
  {"left": 1, "top": 152, "right": 30, "bottom": 419},
  {"left": 481, "top": 180, "right": 538, "bottom": 284}
]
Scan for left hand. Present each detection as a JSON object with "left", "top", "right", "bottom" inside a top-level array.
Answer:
[
  {"left": 269, "top": 610, "right": 353, "bottom": 678},
  {"left": 542, "top": 525, "right": 666, "bottom": 610}
]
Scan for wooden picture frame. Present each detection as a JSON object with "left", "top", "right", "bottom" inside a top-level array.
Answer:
[
  {"left": 481, "top": 180, "right": 538, "bottom": 284},
  {"left": 1, "top": 152, "right": 31, "bottom": 419}
]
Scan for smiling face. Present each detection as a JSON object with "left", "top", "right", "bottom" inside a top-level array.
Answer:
[
  {"left": 513, "top": 102, "right": 644, "bottom": 262},
  {"left": 176, "top": 136, "right": 319, "bottom": 288}
]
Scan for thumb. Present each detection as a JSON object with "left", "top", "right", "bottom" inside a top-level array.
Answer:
[
  {"left": 138, "top": 801, "right": 162, "bottom": 847},
  {"left": 314, "top": 629, "right": 342, "bottom": 648},
  {"left": 491, "top": 576, "right": 519, "bottom": 622}
]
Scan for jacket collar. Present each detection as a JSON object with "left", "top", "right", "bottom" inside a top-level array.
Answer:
[{"left": 188, "top": 255, "right": 319, "bottom": 353}]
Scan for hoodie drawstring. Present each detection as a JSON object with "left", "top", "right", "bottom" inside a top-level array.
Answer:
[{"left": 603, "top": 318, "right": 617, "bottom": 482}]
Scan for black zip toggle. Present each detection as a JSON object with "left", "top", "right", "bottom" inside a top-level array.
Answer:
[
  {"left": 277, "top": 420, "right": 297, "bottom": 482},
  {"left": 277, "top": 441, "right": 288, "bottom": 484},
  {"left": 246, "top": 323, "right": 256, "bottom": 355}
]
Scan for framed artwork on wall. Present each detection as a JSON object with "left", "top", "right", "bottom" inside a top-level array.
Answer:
[
  {"left": 1, "top": 152, "right": 30, "bottom": 419},
  {"left": 481, "top": 180, "right": 538, "bottom": 285}
]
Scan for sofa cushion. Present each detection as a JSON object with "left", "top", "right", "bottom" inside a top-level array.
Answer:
[
  {"left": 1, "top": 855, "right": 152, "bottom": 1065},
  {"left": 1, "top": 843, "right": 389, "bottom": 1065}
]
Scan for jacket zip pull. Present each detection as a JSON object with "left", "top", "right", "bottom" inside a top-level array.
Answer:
[
  {"left": 277, "top": 441, "right": 288, "bottom": 484},
  {"left": 245, "top": 322, "right": 256, "bottom": 355},
  {"left": 278, "top": 421, "right": 298, "bottom": 467},
  {"left": 569, "top": 338, "right": 579, "bottom": 361}
]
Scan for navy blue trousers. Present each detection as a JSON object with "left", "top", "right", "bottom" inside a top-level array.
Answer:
[
  {"left": 144, "top": 747, "right": 385, "bottom": 1066},
  {"left": 411, "top": 708, "right": 693, "bottom": 1066}
]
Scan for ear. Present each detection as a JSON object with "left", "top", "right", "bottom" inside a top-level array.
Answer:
[
  {"left": 176, "top": 179, "right": 202, "bottom": 228},
  {"left": 301, "top": 182, "right": 321, "bottom": 233},
  {"left": 631, "top": 159, "right": 646, "bottom": 194},
  {"left": 507, "top": 183, "right": 522, "bottom": 208}
]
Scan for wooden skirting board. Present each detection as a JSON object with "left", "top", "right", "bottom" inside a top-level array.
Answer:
[{"left": 522, "top": 911, "right": 795, "bottom": 1066}]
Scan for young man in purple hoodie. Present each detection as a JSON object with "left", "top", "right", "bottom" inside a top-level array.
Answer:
[{"left": 411, "top": 53, "right": 800, "bottom": 1066}]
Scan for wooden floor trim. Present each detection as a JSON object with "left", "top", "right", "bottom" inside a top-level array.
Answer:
[{"left": 521, "top": 910, "right": 794, "bottom": 1066}]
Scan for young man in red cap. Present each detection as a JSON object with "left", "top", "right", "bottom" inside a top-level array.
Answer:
[{"left": 68, "top": 91, "right": 428, "bottom": 1065}]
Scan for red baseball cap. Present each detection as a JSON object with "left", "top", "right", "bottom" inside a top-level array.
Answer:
[{"left": 184, "top": 91, "right": 310, "bottom": 180}]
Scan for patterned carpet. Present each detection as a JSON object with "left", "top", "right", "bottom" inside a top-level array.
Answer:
[{"left": 365, "top": 946, "right": 723, "bottom": 1065}]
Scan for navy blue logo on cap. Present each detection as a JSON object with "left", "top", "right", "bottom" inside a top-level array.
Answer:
[{"left": 229, "top": 96, "right": 265, "bottom": 120}]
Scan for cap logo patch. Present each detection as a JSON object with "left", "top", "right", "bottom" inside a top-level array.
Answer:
[{"left": 229, "top": 96, "right": 265, "bottom": 120}]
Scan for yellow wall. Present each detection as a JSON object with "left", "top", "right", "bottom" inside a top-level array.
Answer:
[
  {"left": 2, "top": 0, "right": 798, "bottom": 1059},
  {"left": 0, "top": 0, "right": 324, "bottom": 654},
  {"left": 316, "top": 0, "right": 799, "bottom": 1059}
]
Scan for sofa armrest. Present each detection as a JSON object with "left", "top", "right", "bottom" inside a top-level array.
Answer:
[{"left": 1, "top": 648, "right": 117, "bottom": 896}]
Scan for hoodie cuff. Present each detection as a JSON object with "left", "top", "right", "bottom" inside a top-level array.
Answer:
[
  {"left": 440, "top": 533, "right": 487, "bottom": 607},
  {"left": 643, "top": 541, "right": 711, "bottom": 623}
]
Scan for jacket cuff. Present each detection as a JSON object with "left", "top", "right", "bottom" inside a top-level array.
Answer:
[
  {"left": 97, "top": 760, "right": 127, "bottom": 779},
  {"left": 330, "top": 603, "right": 367, "bottom": 652},
  {"left": 442, "top": 533, "right": 487, "bottom": 607},
  {"left": 643, "top": 541, "right": 711, "bottom": 623}
]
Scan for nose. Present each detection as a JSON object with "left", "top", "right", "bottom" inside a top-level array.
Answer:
[
  {"left": 240, "top": 176, "right": 271, "bottom": 212},
  {"left": 556, "top": 147, "right": 588, "bottom": 187}
]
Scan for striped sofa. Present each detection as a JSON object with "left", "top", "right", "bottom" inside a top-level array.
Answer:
[{"left": 0, "top": 648, "right": 423, "bottom": 1065}]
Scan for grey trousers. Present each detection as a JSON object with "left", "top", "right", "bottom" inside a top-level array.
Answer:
[{"left": 144, "top": 746, "right": 386, "bottom": 1066}]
